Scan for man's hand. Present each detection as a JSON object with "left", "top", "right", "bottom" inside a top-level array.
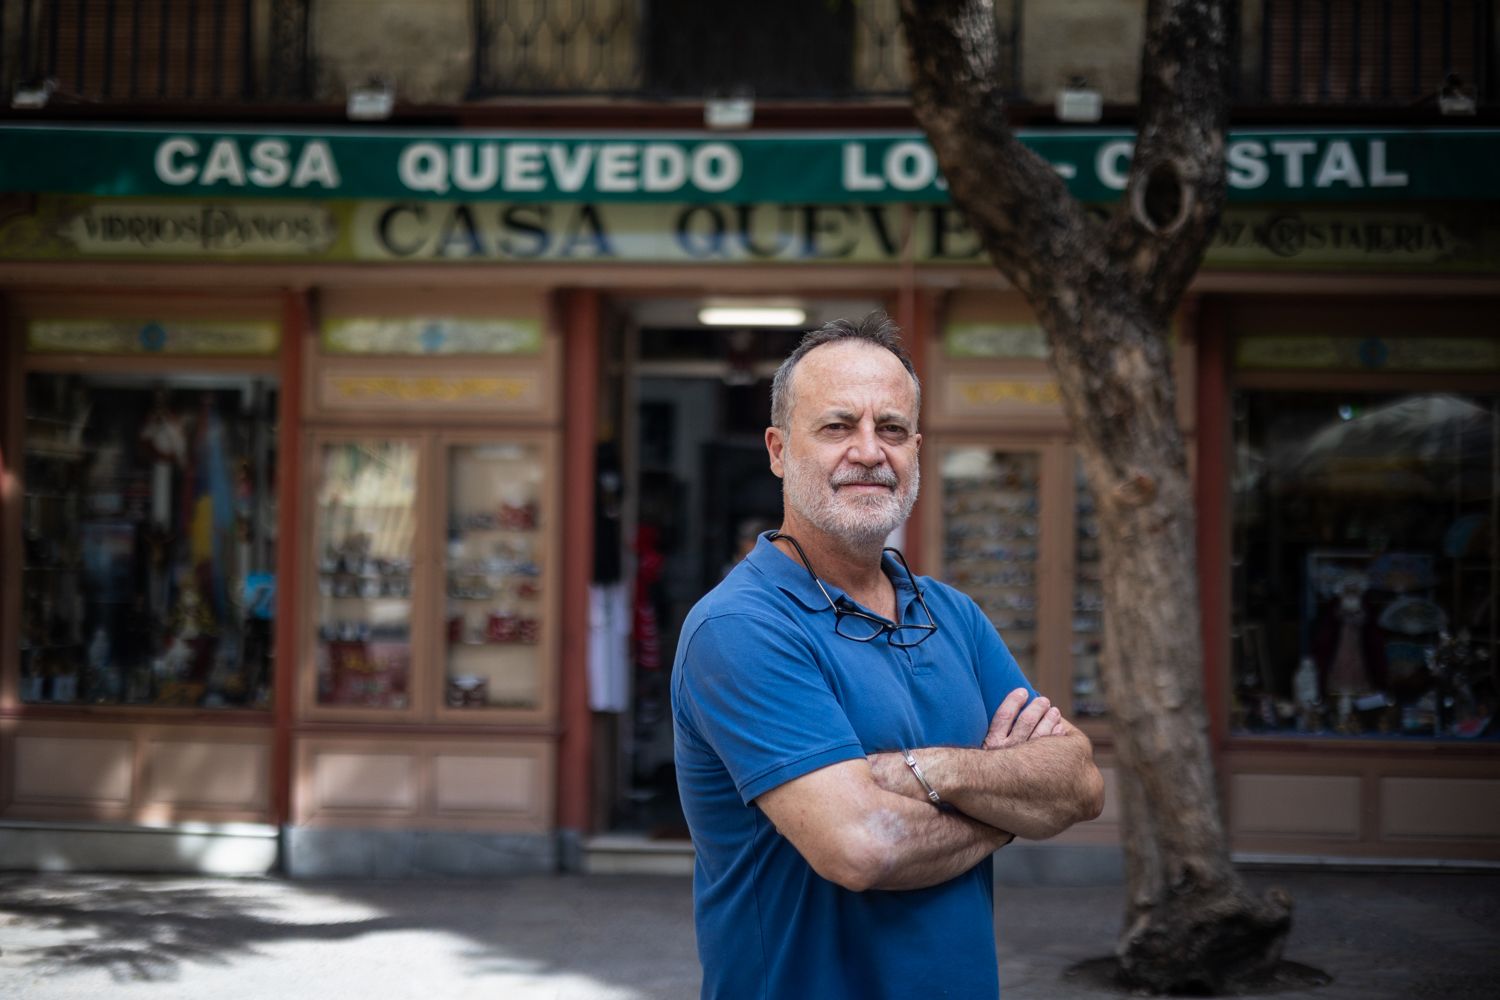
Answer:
[{"left": 983, "top": 688, "right": 1070, "bottom": 748}]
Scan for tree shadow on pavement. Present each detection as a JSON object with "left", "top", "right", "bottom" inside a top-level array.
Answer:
[
  {"left": 0, "top": 871, "right": 701, "bottom": 998},
  {"left": 322, "top": 874, "right": 698, "bottom": 997},
  {"left": 0, "top": 874, "right": 411, "bottom": 983}
]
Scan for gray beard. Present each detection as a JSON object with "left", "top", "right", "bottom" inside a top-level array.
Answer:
[{"left": 782, "top": 452, "right": 919, "bottom": 548}]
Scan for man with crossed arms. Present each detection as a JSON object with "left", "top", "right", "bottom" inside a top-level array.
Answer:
[{"left": 672, "top": 312, "right": 1105, "bottom": 999}]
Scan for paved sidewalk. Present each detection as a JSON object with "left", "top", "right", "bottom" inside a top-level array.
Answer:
[{"left": 1, "top": 868, "right": 1496, "bottom": 998}]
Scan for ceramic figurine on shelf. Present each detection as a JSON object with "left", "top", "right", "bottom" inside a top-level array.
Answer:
[
  {"left": 1320, "top": 575, "right": 1386, "bottom": 731},
  {"left": 159, "top": 576, "right": 216, "bottom": 691}
]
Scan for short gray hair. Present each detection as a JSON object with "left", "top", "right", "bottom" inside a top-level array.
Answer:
[{"left": 768, "top": 311, "right": 921, "bottom": 430}]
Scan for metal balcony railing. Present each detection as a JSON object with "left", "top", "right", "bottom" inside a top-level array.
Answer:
[
  {"left": 1247, "top": 0, "right": 1494, "bottom": 106},
  {"left": 468, "top": 0, "right": 1023, "bottom": 102},
  {"left": 6, "top": 1, "right": 1489, "bottom": 115},
  {"left": 1, "top": 0, "right": 312, "bottom": 105}
]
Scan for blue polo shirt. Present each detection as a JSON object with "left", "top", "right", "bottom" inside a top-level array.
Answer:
[{"left": 672, "top": 532, "right": 1036, "bottom": 1000}]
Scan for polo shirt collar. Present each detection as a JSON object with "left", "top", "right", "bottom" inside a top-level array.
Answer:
[{"left": 745, "top": 531, "right": 918, "bottom": 617}]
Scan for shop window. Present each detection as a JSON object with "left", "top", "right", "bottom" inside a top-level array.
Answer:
[
  {"left": 444, "top": 441, "right": 548, "bottom": 711},
  {"left": 312, "top": 440, "right": 417, "bottom": 710},
  {"left": 1232, "top": 390, "right": 1497, "bottom": 740},
  {"left": 940, "top": 447, "right": 1040, "bottom": 675},
  {"left": 20, "top": 373, "right": 279, "bottom": 708}
]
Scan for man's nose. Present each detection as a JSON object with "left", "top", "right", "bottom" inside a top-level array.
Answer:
[{"left": 845, "top": 423, "right": 885, "bottom": 465}]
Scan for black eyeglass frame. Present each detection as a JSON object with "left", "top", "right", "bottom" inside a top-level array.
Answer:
[{"left": 769, "top": 530, "right": 939, "bottom": 648}]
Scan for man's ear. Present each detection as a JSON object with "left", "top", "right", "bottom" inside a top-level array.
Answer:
[{"left": 765, "top": 426, "right": 786, "bottom": 479}]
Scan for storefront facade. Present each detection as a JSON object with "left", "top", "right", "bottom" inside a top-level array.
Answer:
[{"left": 0, "top": 125, "right": 1496, "bottom": 873}]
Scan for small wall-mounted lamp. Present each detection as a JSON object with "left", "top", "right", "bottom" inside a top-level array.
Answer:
[
  {"left": 347, "top": 78, "right": 396, "bottom": 121},
  {"left": 11, "top": 78, "right": 55, "bottom": 110},
  {"left": 705, "top": 88, "right": 755, "bottom": 130},
  {"left": 1438, "top": 75, "right": 1477, "bottom": 116},
  {"left": 1055, "top": 76, "right": 1102, "bottom": 123}
]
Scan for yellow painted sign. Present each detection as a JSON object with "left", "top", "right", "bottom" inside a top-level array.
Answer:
[
  {"left": 28, "top": 319, "right": 279, "bottom": 355},
  {"left": 329, "top": 375, "right": 534, "bottom": 404},
  {"left": 322, "top": 317, "right": 542, "bottom": 355},
  {"left": 1237, "top": 336, "right": 1500, "bottom": 371},
  {"left": 956, "top": 380, "right": 1063, "bottom": 407}
]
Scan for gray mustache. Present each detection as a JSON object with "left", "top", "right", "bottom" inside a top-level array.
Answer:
[{"left": 832, "top": 469, "right": 898, "bottom": 489}]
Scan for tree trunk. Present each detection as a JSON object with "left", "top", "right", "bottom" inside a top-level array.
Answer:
[{"left": 898, "top": 1, "right": 1293, "bottom": 992}]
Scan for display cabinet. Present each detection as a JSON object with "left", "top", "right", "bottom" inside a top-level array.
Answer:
[
  {"left": 927, "top": 437, "right": 1107, "bottom": 729},
  {"left": 310, "top": 437, "right": 421, "bottom": 714},
  {"left": 301, "top": 430, "right": 559, "bottom": 724},
  {"left": 438, "top": 433, "right": 558, "bottom": 721},
  {"left": 939, "top": 446, "right": 1043, "bottom": 675}
]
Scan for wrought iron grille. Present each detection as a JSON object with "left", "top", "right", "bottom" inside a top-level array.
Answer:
[
  {"left": 1250, "top": 0, "right": 1494, "bottom": 104},
  {"left": 0, "top": 0, "right": 312, "bottom": 103},
  {"left": 469, "top": 0, "right": 1023, "bottom": 101}
]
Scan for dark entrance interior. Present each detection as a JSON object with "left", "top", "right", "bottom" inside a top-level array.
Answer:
[
  {"left": 596, "top": 317, "right": 796, "bottom": 836},
  {"left": 592, "top": 297, "right": 880, "bottom": 837}
]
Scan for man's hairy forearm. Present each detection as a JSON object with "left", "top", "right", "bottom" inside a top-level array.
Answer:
[
  {"left": 874, "top": 732, "right": 1104, "bottom": 840},
  {"left": 862, "top": 792, "right": 1011, "bottom": 891}
]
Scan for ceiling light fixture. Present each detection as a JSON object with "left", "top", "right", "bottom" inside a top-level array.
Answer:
[{"left": 697, "top": 305, "right": 807, "bottom": 328}]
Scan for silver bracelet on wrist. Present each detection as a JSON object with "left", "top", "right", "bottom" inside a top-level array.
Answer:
[{"left": 900, "top": 749, "right": 942, "bottom": 807}]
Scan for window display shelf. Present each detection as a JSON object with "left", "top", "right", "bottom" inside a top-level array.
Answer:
[
  {"left": 439, "top": 438, "right": 554, "bottom": 718},
  {"left": 300, "top": 430, "right": 559, "bottom": 724},
  {"left": 309, "top": 438, "right": 420, "bottom": 713}
]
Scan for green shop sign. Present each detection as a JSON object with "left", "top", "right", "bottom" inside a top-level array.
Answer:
[{"left": 0, "top": 125, "right": 1496, "bottom": 204}]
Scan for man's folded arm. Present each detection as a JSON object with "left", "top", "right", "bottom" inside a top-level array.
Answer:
[
  {"left": 869, "top": 691, "right": 1106, "bottom": 840},
  {"left": 754, "top": 758, "right": 1011, "bottom": 893},
  {"left": 894, "top": 731, "right": 1104, "bottom": 840}
]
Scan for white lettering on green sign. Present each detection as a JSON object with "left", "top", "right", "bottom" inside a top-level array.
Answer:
[
  {"left": 155, "top": 137, "right": 341, "bottom": 190},
  {"left": 841, "top": 142, "right": 946, "bottom": 193},
  {"left": 395, "top": 140, "right": 741, "bottom": 197},
  {"left": 1098, "top": 138, "right": 1410, "bottom": 193}
]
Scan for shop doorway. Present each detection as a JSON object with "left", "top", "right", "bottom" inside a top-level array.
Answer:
[{"left": 595, "top": 297, "right": 877, "bottom": 836}]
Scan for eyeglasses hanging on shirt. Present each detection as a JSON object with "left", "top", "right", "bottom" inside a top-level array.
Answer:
[{"left": 769, "top": 530, "right": 939, "bottom": 648}]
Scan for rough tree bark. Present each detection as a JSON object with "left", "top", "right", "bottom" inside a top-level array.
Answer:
[{"left": 897, "top": 0, "right": 1292, "bottom": 993}]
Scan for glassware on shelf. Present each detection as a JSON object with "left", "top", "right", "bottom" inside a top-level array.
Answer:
[
  {"left": 444, "top": 441, "right": 547, "bottom": 711},
  {"left": 312, "top": 440, "right": 418, "bottom": 709},
  {"left": 941, "top": 447, "right": 1041, "bottom": 673}
]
